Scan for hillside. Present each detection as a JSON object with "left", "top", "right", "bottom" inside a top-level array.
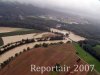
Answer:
[
  {"left": 0, "top": 1, "right": 45, "bottom": 20},
  {"left": 0, "top": 1, "right": 100, "bottom": 42},
  {"left": 0, "top": 1, "right": 74, "bottom": 21}
]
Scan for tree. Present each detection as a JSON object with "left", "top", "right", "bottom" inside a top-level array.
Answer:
[
  {"left": 23, "top": 49, "right": 27, "bottom": 52},
  {"left": 66, "top": 41, "right": 71, "bottom": 43},
  {"left": 58, "top": 41, "right": 64, "bottom": 44},
  {"left": 0, "top": 50, "right": 2, "bottom": 55},
  {"left": 15, "top": 53, "right": 19, "bottom": 57},
  {"left": 34, "top": 44, "right": 41, "bottom": 48},
  {"left": 27, "top": 47, "right": 31, "bottom": 50},
  {"left": 76, "top": 52, "right": 79, "bottom": 55},
  {"left": 42, "top": 43, "right": 48, "bottom": 47},
  {"left": 66, "top": 33, "right": 69, "bottom": 37},
  {"left": 76, "top": 58, "right": 81, "bottom": 63}
]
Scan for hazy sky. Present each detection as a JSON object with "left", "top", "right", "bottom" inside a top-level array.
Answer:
[{"left": 2, "top": 0, "right": 100, "bottom": 19}]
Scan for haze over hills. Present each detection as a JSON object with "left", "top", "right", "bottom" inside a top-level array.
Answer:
[
  {"left": 1, "top": 0, "right": 100, "bottom": 21},
  {"left": 0, "top": 1, "right": 90, "bottom": 24},
  {"left": 0, "top": 1, "right": 100, "bottom": 42}
]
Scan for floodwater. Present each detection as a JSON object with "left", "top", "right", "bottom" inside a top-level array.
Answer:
[
  {"left": 0, "top": 40, "right": 68, "bottom": 63},
  {"left": 0, "top": 28, "right": 86, "bottom": 64},
  {"left": 2, "top": 32, "right": 51, "bottom": 45},
  {"left": 0, "top": 27, "right": 24, "bottom": 33},
  {"left": 50, "top": 28, "right": 86, "bottom": 42}
]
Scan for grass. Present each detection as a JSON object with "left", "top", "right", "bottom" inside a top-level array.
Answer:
[
  {"left": 87, "top": 70, "right": 100, "bottom": 75},
  {"left": 74, "top": 43, "right": 100, "bottom": 72},
  {"left": 50, "top": 71, "right": 58, "bottom": 75},
  {"left": 93, "top": 45, "right": 100, "bottom": 55}
]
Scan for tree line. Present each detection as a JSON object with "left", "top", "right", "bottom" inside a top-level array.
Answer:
[
  {"left": 0, "top": 41, "right": 71, "bottom": 70},
  {"left": 78, "top": 39, "right": 100, "bottom": 61},
  {"left": 0, "top": 34, "right": 65, "bottom": 55}
]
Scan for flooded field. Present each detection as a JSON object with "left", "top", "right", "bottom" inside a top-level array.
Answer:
[
  {"left": 0, "top": 28, "right": 86, "bottom": 64},
  {"left": 0, "top": 27, "right": 25, "bottom": 33},
  {"left": 50, "top": 28, "right": 86, "bottom": 42},
  {"left": 2, "top": 32, "right": 51, "bottom": 45},
  {"left": 0, "top": 40, "right": 68, "bottom": 63}
]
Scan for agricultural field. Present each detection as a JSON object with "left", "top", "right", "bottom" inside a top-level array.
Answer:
[
  {"left": 0, "top": 43, "right": 98, "bottom": 75},
  {"left": 0, "top": 27, "right": 24, "bottom": 33},
  {"left": 87, "top": 70, "right": 99, "bottom": 75},
  {"left": 0, "top": 28, "right": 41, "bottom": 37},
  {"left": 74, "top": 43, "right": 100, "bottom": 73},
  {"left": 1, "top": 32, "right": 52, "bottom": 45},
  {"left": 0, "top": 40, "right": 68, "bottom": 64},
  {"left": 50, "top": 28, "right": 86, "bottom": 42},
  {"left": 0, "top": 27, "right": 42, "bottom": 45},
  {"left": 93, "top": 45, "right": 100, "bottom": 56}
]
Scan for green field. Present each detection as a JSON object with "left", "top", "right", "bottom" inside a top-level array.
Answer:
[
  {"left": 93, "top": 45, "right": 100, "bottom": 56},
  {"left": 50, "top": 71, "right": 58, "bottom": 75},
  {"left": 74, "top": 43, "right": 100, "bottom": 72}
]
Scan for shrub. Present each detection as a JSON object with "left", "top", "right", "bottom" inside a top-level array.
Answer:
[
  {"left": 58, "top": 41, "right": 64, "bottom": 44},
  {"left": 27, "top": 47, "right": 31, "bottom": 50},
  {"left": 66, "top": 41, "right": 71, "bottom": 43},
  {"left": 23, "top": 49, "right": 27, "bottom": 52},
  {"left": 42, "top": 43, "right": 48, "bottom": 47},
  {"left": 76, "top": 52, "right": 79, "bottom": 55},
  {"left": 34, "top": 44, "right": 41, "bottom": 48},
  {"left": 15, "top": 53, "right": 19, "bottom": 57}
]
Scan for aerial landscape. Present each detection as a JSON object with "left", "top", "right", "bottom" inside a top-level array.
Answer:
[{"left": 0, "top": 0, "right": 100, "bottom": 75}]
